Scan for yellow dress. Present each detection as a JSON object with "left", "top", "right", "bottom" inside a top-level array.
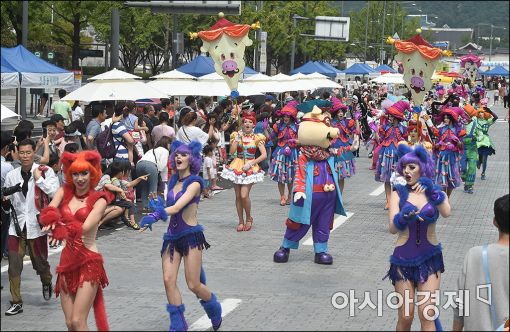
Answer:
[{"left": 220, "top": 131, "right": 266, "bottom": 184}]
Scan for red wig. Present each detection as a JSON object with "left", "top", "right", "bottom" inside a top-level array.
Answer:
[
  {"left": 61, "top": 151, "right": 102, "bottom": 189},
  {"left": 241, "top": 111, "right": 257, "bottom": 124}
]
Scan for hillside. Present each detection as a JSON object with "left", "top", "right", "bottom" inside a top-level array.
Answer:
[{"left": 331, "top": 1, "right": 509, "bottom": 47}]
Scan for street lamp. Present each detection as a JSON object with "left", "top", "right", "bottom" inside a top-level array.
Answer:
[
  {"left": 290, "top": 14, "right": 310, "bottom": 71},
  {"left": 477, "top": 23, "right": 507, "bottom": 63}
]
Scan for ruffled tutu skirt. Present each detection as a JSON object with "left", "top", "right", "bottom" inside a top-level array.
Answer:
[
  {"left": 434, "top": 150, "right": 461, "bottom": 189},
  {"left": 221, "top": 158, "right": 265, "bottom": 185},
  {"left": 270, "top": 146, "right": 299, "bottom": 183},
  {"left": 375, "top": 144, "right": 398, "bottom": 183},
  {"left": 384, "top": 245, "right": 444, "bottom": 286}
]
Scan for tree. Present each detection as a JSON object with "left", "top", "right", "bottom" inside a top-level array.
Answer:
[{"left": 41, "top": 1, "right": 98, "bottom": 69}]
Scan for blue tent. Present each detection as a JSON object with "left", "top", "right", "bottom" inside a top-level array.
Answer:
[
  {"left": 481, "top": 65, "right": 509, "bottom": 77},
  {"left": 374, "top": 64, "right": 397, "bottom": 73},
  {"left": 1, "top": 45, "right": 73, "bottom": 88},
  {"left": 177, "top": 55, "right": 215, "bottom": 77},
  {"left": 314, "top": 61, "right": 342, "bottom": 75},
  {"left": 176, "top": 55, "right": 257, "bottom": 77},
  {"left": 290, "top": 61, "right": 336, "bottom": 78},
  {"left": 342, "top": 63, "right": 375, "bottom": 75}
]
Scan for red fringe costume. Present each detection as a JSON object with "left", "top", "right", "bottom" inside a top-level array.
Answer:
[{"left": 39, "top": 151, "right": 113, "bottom": 332}]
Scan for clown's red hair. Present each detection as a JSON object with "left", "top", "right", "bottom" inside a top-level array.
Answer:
[{"left": 61, "top": 151, "right": 102, "bottom": 189}]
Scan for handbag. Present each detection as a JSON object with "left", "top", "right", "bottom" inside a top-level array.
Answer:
[{"left": 152, "top": 148, "right": 163, "bottom": 186}]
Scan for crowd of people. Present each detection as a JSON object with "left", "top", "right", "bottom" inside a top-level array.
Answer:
[{"left": 0, "top": 73, "right": 508, "bottom": 331}]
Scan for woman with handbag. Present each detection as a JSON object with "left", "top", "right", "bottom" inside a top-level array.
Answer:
[{"left": 136, "top": 136, "right": 172, "bottom": 213}]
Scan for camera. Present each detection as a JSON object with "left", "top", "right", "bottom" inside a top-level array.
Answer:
[{"left": 1, "top": 183, "right": 22, "bottom": 198}]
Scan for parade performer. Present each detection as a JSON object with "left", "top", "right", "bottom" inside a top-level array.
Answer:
[
  {"left": 270, "top": 103, "right": 300, "bottom": 206},
  {"left": 400, "top": 118, "right": 433, "bottom": 152},
  {"left": 460, "top": 104, "right": 480, "bottom": 193},
  {"left": 331, "top": 96, "right": 359, "bottom": 193},
  {"left": 139, "top": 141, "right": 222, "bottom": 331},
  {"left": 385, "top": 143, "right": 451, "bottom": 331},
  {"left": 39, "top": 151, "right": 112, "bottom": 331},
  {"left": 221, "top": 111, "right": 267, "bottom": 231},
  {"left": 273, "top": 105, "right": 358, "bottom": 265},
  {"left": 375, "top": 100, "right": 410, "bottom": 210},
  {"left": 433, "top": 107, "right": 466, "bottom": 197},
  {"left": 459, "top": 52, "right": 482, "bottom": 88},
  {"left": 475, "top": 101, "right": 498, "bottom": 180}
]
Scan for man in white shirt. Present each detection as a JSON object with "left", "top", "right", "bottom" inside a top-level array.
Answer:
[{"left": 3, "top": 139, "right": 59, "bottom": 316}]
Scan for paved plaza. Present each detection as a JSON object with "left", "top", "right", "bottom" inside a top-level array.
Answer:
[{"left": 1, "top": 103, "right": 508, "bottom": 331}]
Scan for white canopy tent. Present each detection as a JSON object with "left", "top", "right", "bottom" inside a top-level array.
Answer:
[{"left": 1, "top": 72, "right": 19, "bottom": 89}]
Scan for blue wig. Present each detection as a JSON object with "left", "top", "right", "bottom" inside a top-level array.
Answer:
[
  {"left": 396, "top": 144, "right": 435, "bottom": 179},
  {"left": 169, "top": 140, "right": 202, "bottom": 175}
]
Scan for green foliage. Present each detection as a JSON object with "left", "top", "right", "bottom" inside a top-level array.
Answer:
[{"left": 3, "top": 1, "right": 505, "bottom": 75}]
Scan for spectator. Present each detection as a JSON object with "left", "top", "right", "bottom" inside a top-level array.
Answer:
[
  {"left": 206, "top": 137, "right": 223, "bottom": 191},
  {"left": 71, "top": 120, "right": 88, "bottom": 151},
  {"left": 147, "top": 104, "right": 160, "bottom": 126},
  {"left": 151, "top": 111, "right": 175, "bottom": 145},
  {"left": 70, "top": 101, "right": 84, "bottom": 122},
  {"left": 37, "top": 120, "right": 60, "bottom": 165},
  {"left": 176, "top": 111, "right": 213, "bottom": 145},
  {"left": 1, "top": 131, "right": 14, "bottom": 261},
  {"left": 34, "top": 92, "right": 49, "bottom": 118},
  {"left": 50, "top": 89, "right": 72, "bottom": 125},
  {"left": 86, "top": 105, "right": 107, "bottom": 149},
  {"left": 176, "top": 95, "right": 197, "bottom": 128},
  {"left": 11, "top": 120, "right": 45, "bottom": 167},
  {"left": 202, "top": 144, "right": 214, "bottom": 199},
  {"left": 3, "top": 139, "right": 59, "bottom": 315},
  {"left": 123, "top": 101, "right": 149, "bottom": 161},
  {"left": 196, "top": 98, "right": 209, "bottom": 129},
  {"left": 50, "top": 114, "right": 66, "bottom": 140},
  {"left": 58, "top": 123, "right": 82, "bottom": 155},
  {"left": 453, "top": 194, "right": 509, "bottom": 331},
  {"left": 136, "top": 136, "right": 171, "bottom": 213},
  {"left": 160, "top": 97, "right": 176, "bottom": 121},
  {"left": 112, "top": 103, "right": 135, "bottom": 164}
]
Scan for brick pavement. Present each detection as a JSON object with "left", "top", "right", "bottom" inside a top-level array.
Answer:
[{"left": 1, "top": 103, "right": 508, "bottom": 331}]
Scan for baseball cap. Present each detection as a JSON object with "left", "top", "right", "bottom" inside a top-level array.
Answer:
[
  {"left": 265, "top": 95, "right": 275, "bottom": 101},
  {"left": 50, "top": 114, "right": 65, "bottom": 123}
]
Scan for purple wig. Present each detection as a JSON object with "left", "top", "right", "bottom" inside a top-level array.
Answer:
[
  {"left": 169, "top": 140, "right": 202, "bottom": 175},
  {"left": 396, "top": 144, "right": 435, "bottom": 179}
]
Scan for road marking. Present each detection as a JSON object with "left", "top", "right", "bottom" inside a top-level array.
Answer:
[
  {"left": 1, "top": 246, "right": 63, "bottom": 273},
  {"left": 302, "top": 212, "right": 354, "bottom": 246},
  {"left": 369, "top": 184, "right": 385, "bottom": 196},
  {"left": 115, "top": 227, "right": 124, "bottom": 231},
  {"left": 496, "top": 119, "right": 508, "bottom": 123},
  {"left": 188, "top": 298, "right": 242, "bottom": 331}
]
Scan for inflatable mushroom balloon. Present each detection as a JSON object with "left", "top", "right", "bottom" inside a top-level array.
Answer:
[
  {"left": 387, "top": 33, "right": 451, "bottom": 104},
  {"left": 191, "top": 13, "right": 259, "bottom": 97}
]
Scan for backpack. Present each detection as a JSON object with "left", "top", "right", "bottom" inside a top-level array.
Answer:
[{"left": 96, "top": 123, "right": 119, "bottom": 159}]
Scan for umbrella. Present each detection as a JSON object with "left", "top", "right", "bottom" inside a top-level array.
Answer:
[
  {"left": 61, "top": 79, "right": 168, "bottom": 102},
  {"left": 370, "top": 73, "right": 405, "bottom": 84},
  {"left": 88, "top": 68, "right": 141, "bottom": 81},
  {"left": 151, "top": 70, "right": 196, "bottom": 80},
  {"left": 1, "top": 104, "right": 20, "bottom": 121}
]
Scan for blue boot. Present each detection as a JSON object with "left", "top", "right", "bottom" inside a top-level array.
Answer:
[
  {"left": 166, "top": 303, "right": 188, "bottom": 332},
  {"left": 200, "top": 293, "right": 222, "bottom": 331}
]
